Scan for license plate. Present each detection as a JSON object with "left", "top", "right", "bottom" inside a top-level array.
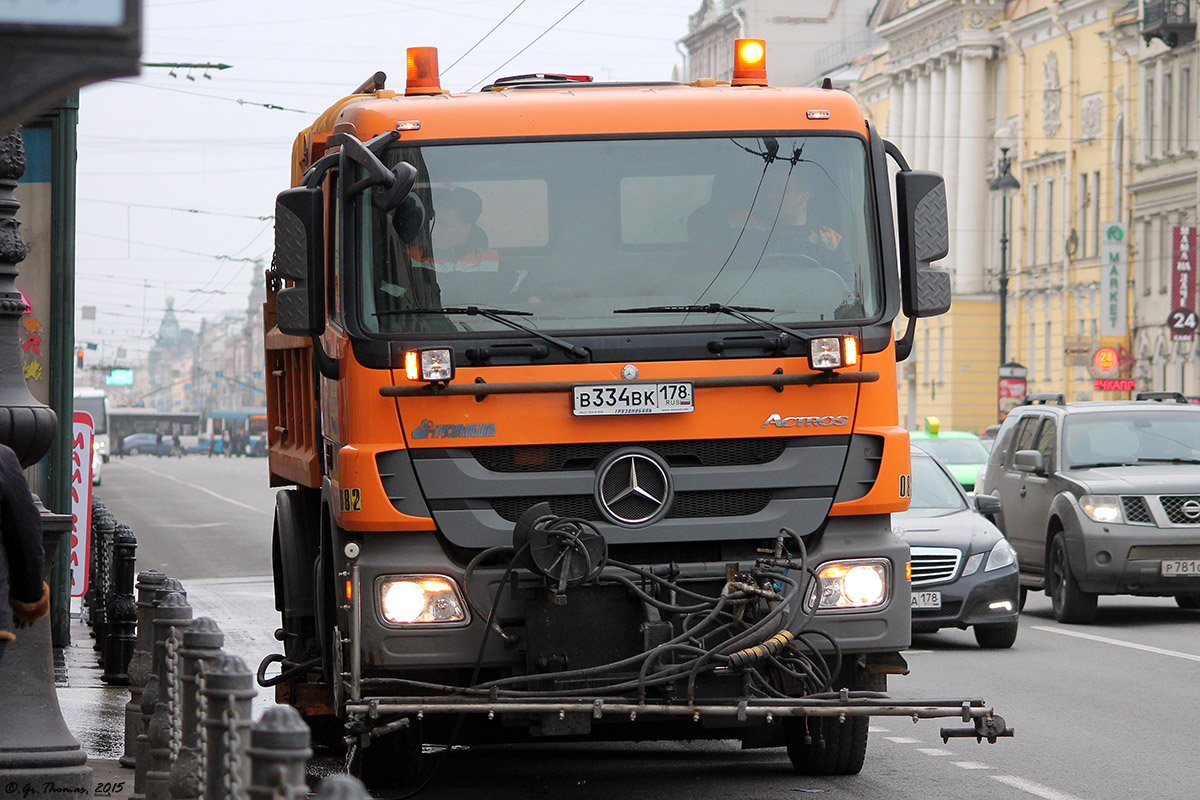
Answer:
[
  {"left": 572, "top": 382, "right": 694, "bottom": 416},
  {"left": 911, "top": 591, "right": 942, "bottom": 609},
  {"left": 1161, "top": 559, "right": 1200, "bottom": 577}
]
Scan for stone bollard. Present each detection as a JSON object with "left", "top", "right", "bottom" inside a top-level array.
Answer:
[
  {"left": 313, "top": 774, "right": 371, "bottom": 800},
  {"left": 103, "top": 523, "right": 139, "bottom": 685},
  {"left": 123, "top": 569, "right": 166, "bottom": 768},
  {"left": 168, "top": 618, "right": 224, "bottom": 800},
  {"left": 140, "top": 590, "right": 192, "bottom": 800},
  {"left": 202, "top": 655, "right": 256, "bottom": 800},
  {"left": 247, "top": 706, "right": 312, "bottom": 800},
  {"left": 90, "top": 505, "right": 116, "bottom": 651}
]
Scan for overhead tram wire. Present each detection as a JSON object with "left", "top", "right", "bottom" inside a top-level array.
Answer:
[
  {"left": 440, "top": 0, "right": 531, "bottom": 77},
  {"left": 468, "top": 0, "right": 590, "bottom": 92},
  {"left": 78, "top": 197, "right": 272, "bottom": 221},
  {"left": 109, "top": 80, "right": 315, "bottom": 114}
]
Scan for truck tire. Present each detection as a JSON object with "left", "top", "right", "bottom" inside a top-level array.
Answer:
[
  {"left": 1175, "top": 594, "right": 1200, "bottom": 610},
  {"left": 784, "top": 715, "right": 868, "bottom": 775},
  {"left": 973, "top": 621, "right": 1018, "bottom": 649},
  {"left": 1049, "top": 533, "right": 1097, "bottom": 624}
]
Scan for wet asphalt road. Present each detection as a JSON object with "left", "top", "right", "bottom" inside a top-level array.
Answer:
[{"left": 63, "top": 455, "right": 1200, "bottom": 799}]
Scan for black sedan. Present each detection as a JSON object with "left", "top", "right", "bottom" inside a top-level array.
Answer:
[{"left": 897, "top": 446, "right": 1021, "bottom": 648}]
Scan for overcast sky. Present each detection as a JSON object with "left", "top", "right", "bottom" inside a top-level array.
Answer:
[{"left": 74, "top": 0, "right": 701, "bottom": 364}]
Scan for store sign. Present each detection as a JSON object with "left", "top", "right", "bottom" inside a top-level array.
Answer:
[
  {"left": 1063, "top": 335, "right": 1092, "bottom": 366},
  {"left": 70, "top": 412, "right": 95, "bottom": 598},
  {"left": 1169, "top": 225, "right": 1198, "bottom": 342},
  {"left": 1100, "top": 223, "right": 1127, "bottom": 340},
  {"left": 0, "top": 0, "right": 125, "bottom": 26},
  {"left": 1094, "top": 379, "right": 1136, "bottom": 392},
  {"left": 997, "top": 362, "right": 1028, "bottom": 421}
]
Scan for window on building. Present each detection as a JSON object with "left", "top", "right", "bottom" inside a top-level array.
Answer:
[
  {"left": 1044, "top": 320, "right": 1052, "bottom": 384},
  {"left": 1028, "top": 182, "right": 1039, "bottom": 265},
  {"left": 1045, "top": 177, "right": 1056, "bottom": 264},
  {"left": 1163, "top": 71, "right": 1173, "bottom": 153},
  {"left": 1145, "top": 77, "right": 1155, "bottom": 159},
  {"left": 1028, "top": 320, "right": 1037, "bottom": 380},
  {"left": 1142, "top": 219, "right": 1154, "bottom": 294},
  {"left": 1092, "top": 170, "right": 1101, "bottom": 257},
  {"left": 1157, "top": 216, "right": 1168, "bottom": 291},
  {"left": 1182, "top": 67, "right": 1193, "bottom": 149},
  {"left": 1078, "top": 173, "right": 1089, "bottom": 259}
]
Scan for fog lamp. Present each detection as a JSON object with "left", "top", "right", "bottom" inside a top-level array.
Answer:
[
  {"left": 404, "top": 347, "right": 454, "bottom": 382},
  {"left": 380, "top": 575, "right": 467, "bottom": 624},
  {"left": 809, "top": 560, "right": 889, "bottom": 610}
]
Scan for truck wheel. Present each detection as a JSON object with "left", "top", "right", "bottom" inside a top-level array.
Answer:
[
  {"left": 1049, "top": 533, "right": 1097, "bottom": 624},
  {"left": 358, "top": 725, "right": 423, "bottom": 789},
  {"left": 973, "top": 621, "right": 1018, "bottom": 649},
  {"left": 1175, "top": 594, "right": 1200, "bottom": 610},
  {"left": 784, "top": 715, "right": 868, "bottom": 775}
]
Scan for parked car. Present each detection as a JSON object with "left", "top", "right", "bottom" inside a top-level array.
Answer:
[
  {"left": 910, "top": 417, "right": 990, "bottom": 490},
  {"left": 897, "top": 445, "right": 1020, "bottom": 648},
  {"left": 122, "top": 432, "right": 175, "bottom": 456},
  {"left": 977, "top": 391, "right": 1200, "bottom": 624}
]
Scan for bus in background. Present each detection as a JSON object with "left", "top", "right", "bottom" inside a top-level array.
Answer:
[{"left": 73, "top": 387, "right": 109, "bottom": 485}]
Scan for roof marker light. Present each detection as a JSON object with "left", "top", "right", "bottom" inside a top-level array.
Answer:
[
  {"left": 396, "top": 120, "right": 421, "bottom": 131},
  {"left": 732, "top": 38, "right": 767, "bottom": 86},
  {"left": 807, "top": 109, "right": 831, "bottom": 120},
  {"left": 406, "top": 47, "right": 442, "bottom": 96}
]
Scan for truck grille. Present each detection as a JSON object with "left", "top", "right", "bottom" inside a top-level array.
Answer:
[
  {"left": 1121, "top": 496, "right": 1153, "bottom": 524},
  {"left": 1161, "top": 495, "right": 1200, "bottom": 525},
  {"left": 472, "top": 437, "right": 793, "bottom": 473},
  {"left": 910, "top": 547, "right": 961, "bottom": 586},
  {"left": 491, "top": 489, "right": 773, "bottom": 523}
]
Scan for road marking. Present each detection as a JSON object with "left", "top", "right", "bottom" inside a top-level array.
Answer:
[
  {"left": 951, "top": 762, "right": 991, "bottom": 770},
  {"left": 123, "top": 461, "right": 271, "bottom": 515},
  {"left": 991, "top": 775, "right": 1086, "bottom": 800},
  {"left": 159, "top": 522, "right": 229, "bottom": 528},
  {"left": 1033, "top": 625, "right": 1200, "bottom": 662},
  {"left": 868, "top": 725, "right": 889, "bottom": 733},
  {"left": 884, "top": 736, "right": 920, "bottom": 744},
  {"left": 916, "top": 748, "right": 951, "bottom": 756}
]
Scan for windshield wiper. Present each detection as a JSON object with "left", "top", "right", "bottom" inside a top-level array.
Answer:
[
  {"left": 1070, "top": 461, "right": 1136, "bottom": 469},
  {"left": 1136, "top": 456, "right": 1200, "bottom": 465},
  {"left": 613, "top": 303, "right": 802, "bottom": 343},
  {"left": 376, "top": 306, "right": 589, "bottom": 359}
]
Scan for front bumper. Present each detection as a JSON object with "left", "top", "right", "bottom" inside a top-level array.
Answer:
[
  {"left": 911, "top": 567, "right": 1019, "bottom": 632},
  {"left": 1073, "top": 520, "right": 1200, "bottom": 595}
]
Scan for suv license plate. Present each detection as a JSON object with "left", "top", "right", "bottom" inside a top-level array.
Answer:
[
  {"left": 1161, "top": 559, "right": 1200, "bottom": 577},
  {"left": 572, "top": 382, "right": 694, "bottom": 416},
  {"left": 911, "top": 591, "right": 941, "bottom": 609}
]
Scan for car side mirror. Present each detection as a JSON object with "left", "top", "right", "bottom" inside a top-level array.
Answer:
[
  {"left": 1013, "top": 449, "right": 1045, "bottom": 475},
  {"left": 974, "top": 493, "right": 1002, "bottom": 515},
  {"left": 896, "top": 170, "right": 951, "bottom": 318}
]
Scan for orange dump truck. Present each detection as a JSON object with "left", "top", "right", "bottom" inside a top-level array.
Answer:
[{"left": 261, "top": 41, "right": 1008, "bottom": 783}]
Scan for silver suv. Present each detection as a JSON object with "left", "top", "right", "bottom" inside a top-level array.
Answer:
[{"left": 977, "top": 392, "right": 1200, "bottom": 623}]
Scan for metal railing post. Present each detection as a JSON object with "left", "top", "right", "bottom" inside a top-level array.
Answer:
[
  {"left": 247, "top": 706, "right": 312, "bottom": 800},
  {"left": 102, "top": 522, "right": 138, "bottom": 684},
  {"left": 145, "top": 591, "right": 193, "bottom": 800},
  {"left": 202, "top": 655, "right": 256, "bottom": 800},
  {"left": 168, "top": 617, "right": 224, "bottom": 800},
  {"left": 123, "top": 569, "right": 166, "bottom": 768}
]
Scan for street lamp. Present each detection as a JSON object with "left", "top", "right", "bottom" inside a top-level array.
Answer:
[{"left": 988, "top": 126, "right": 1021, "bottom": 366}]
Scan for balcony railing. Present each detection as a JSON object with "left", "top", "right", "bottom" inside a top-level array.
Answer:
[{"left": 1143, "top": 0, "right": 1196, "bottom": 48}]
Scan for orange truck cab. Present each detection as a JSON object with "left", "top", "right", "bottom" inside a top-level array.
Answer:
[{"left": 261, "top": 41, "right": 1007, "bottom": 784}]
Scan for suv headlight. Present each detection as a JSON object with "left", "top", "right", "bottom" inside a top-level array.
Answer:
[
  {"left": 984, "top": 539, "right": 1017, "bottom": 572},
  {"left": 808, "top": 559, "right": 889, "bottom": 610},
  {"left": 379, "top": 575, "right": 467, "bottom": 625},
  {"left": 1080, "top": 494, "right": 1124, "bottom": 524}
]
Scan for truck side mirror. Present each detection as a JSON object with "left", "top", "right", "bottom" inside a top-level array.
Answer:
[
  {"left": 896, "top": 170, "right": 951, "bottom": 318},
  {"left": 273, "top": 186, "right": 326, "bottom": 338}
]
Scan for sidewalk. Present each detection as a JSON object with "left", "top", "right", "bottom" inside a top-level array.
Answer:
[{"left": 55, "top": 577, "right": 278, "bottom": 796}]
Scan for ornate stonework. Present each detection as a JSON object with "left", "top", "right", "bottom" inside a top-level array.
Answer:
[
  {"left": 1080, "top": 93, "right": 1103, "bottom": 141},
  {"left": 1042, "top": 52, "right": 1062, "bottom": 138}
]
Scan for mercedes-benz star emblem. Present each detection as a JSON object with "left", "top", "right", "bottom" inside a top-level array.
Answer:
[
  {"left": 621, "top": 364, "right": 639, "bottom": 380},
  {"left": 595, "top": 450, "right": 672, "bottom": 527}
]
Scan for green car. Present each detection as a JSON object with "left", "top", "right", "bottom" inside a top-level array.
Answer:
[{"left": 910, "top": 419, "right": 990, "bottom": 491}]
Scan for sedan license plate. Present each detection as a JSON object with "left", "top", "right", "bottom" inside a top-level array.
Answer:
[
  {"left": 911, "top": 591, "right": 942, "bottom": 610},
  {"left": 572, "top": 382, "right": 694, "bottom": 416},
  {"left": 1161, "top": 559, "right": 1200, "bottom": 577}
]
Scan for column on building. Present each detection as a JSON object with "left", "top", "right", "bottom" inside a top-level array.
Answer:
[
  {"left": 955, "top": 46, "right": 991, "bottom": 294},
  {"left": 942, "top": 55, "right": 962, "bottom": 275},
  {"left": 928, "top": 59, "right": 946, "bottom": 180},
  {"left": 888, "top": 77, "right": 904, "bottom": 141},
  {"left": 914, "top": 65, "right": 932, "bottom": 169},
  {"left": 901, "top": 70, "right": 918, "bottom": 156}
]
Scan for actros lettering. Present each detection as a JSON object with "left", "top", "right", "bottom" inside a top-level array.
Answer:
[{"left": 761, "top": 414, "right": 850, "bottom": 428}]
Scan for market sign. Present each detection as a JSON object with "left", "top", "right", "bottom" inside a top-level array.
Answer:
[
  {"left": 1094, "top": 379, "right": 1136, "bottom": 392},
  {"left": 1169, "top": 225, "right": 1198, "bottom": 341},
  {"left": 1099, "top": 223, "right": 1127, "bottom": 340}
]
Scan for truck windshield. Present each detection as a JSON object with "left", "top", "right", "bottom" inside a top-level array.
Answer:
[{"left": 358, "top": 135, "right": 881, "bottom": 336}]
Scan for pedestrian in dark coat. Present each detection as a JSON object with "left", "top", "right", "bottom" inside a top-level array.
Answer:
[{"left": 0, "top": 442, "right": 48, "bottom": 659}]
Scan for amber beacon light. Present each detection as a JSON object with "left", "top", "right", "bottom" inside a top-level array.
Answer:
[
  {"left": 732, "top": 39, "right": 767, "bottom": 86},
  {"left": 406, "top": 46, "right": 442, "bottom": 95}
]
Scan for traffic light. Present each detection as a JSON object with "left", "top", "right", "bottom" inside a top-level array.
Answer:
[{"left": 76, "top": 349, "right": 84, "bottom": 368}]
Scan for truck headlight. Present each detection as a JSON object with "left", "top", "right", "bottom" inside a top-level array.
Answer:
[
  {"left": 1080, "top": 494, "right": 1123, "bottom": 524},
  {"left": 379, "top": 575, "right": 467, "bottom": 625},
  {"left": 984, "top": 539, "right": 1017, "bottom": 572},
  {"left": 809, "top": 559, "right": 889, "bottom": 610}
]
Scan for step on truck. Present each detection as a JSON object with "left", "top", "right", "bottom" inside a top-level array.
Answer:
[{"left": 260, "top": 40, "right": 1011, "bottom": 783}]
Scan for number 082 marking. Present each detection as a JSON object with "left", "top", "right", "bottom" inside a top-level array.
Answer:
[
  {"left": 339, "top": 488, "right": 362, "bottom": 512},
  {"left": 898, "top": 474, "right": 912, "bottom": 498}
]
